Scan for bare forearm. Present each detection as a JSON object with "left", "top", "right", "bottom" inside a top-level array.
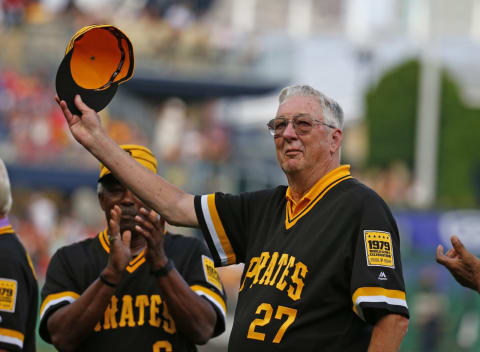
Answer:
[
  {"left": 156, "top": 270, "right": 217, "bottom": 344},
  {"left": 368, "top": 314, "right": 408, "bottom": 352},
  {"left": 88, "top": 133, "right": 197, "bottom": 227},
  {"left": 47, "top": 272, "right": 118, "bottom": 351}
]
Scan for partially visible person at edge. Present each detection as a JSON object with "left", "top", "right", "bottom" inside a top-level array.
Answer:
[
  {"left": 56, "top": 85, "right": 409, "bottom": 351},
  {"left": 38, "top": 144, "right": 226, "bottom": 352},
  {"left": 0, "top": 158, "right": 38, "bottom": 352},
  {"left": 437, "top": 235, "right": 480, "bottom": 292}
]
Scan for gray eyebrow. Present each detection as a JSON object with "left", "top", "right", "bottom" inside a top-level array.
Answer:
[{"left": 275, "top": 113, "right": 315, "bottom": 119}]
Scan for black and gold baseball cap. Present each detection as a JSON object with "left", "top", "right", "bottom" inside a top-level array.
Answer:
[
  {"left": 98, "top": 144, "right": 158, "bottom": 181},
  {"left": 56, "top": 25, "right": 134, "bottom": 115}
]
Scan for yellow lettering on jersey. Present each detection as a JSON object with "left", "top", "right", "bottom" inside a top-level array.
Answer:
[
  {"left": 239, "top": 252, "right": 309, "bottom": 301},
  {"left": 239, "top": 257, "right": 260, "bottom": 291},
  {"left": 153, "top": 340, "right": 173, "bottom": 352},
  {"left": 162, "top": 304, "right": 176, "bottom": 334},
  {"left": 119, "top": 295, "right": 136, "bottom": 327},
  {"left": 259, "top": 252, "right": 278, "bottom": 285},
  {"left": 276, "top": 256, "right": 295, "bottom": 291},
  {"left": 135, "top": 295, "right": 149, "bottom": 326},
  {"left": 149, "top": 295, "right": 162, "bottom": 327},
  {"left": 288, "top": 262, "right": 307, "bottom": 301},
  {"left": 269, "top": 253, "right": 289, "bottom": 287},
  {"left": 252, "top": 252, "right": 270, "bottom": 285},
  {"left": 103, "top": 296, "right": 119, "bottom": 330},
  {"left": 94, "top": 321, "right": 101, "bottom": 332}
]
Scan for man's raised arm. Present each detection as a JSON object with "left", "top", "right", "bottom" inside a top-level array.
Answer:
[{"left": 57, "top": 94, "right": 198, "bottom": 227}]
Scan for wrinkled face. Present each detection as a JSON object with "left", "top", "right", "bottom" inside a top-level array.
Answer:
[
  {"left": 98, "top": 175, "right": 147, "bottom": 235},
  {"left": 274, "top": 95, "right": 339, "bottom": 176}
]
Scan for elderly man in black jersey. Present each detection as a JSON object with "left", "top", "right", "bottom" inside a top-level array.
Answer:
[
  {"left": 56, "top": 84, "right": 409, "bottom": 351},
  {"left": 39, "top": 144, "right": 226, "bottom": 352},
  {"left": 0, "top": 158, "right": 38, "bottom": 352}
]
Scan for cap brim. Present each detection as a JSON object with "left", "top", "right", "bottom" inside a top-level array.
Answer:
[{"left": 56, "top": 50, "right": 118, "bottom": 116}]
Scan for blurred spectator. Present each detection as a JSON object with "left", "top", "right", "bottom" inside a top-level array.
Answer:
[
  {"left": 1, "top": 0, "right": 26, "bottom": 28},
  {"left": 412, "top": 267, "right": 448, "bottom": 352},
  {"left": 153, "top": 98, "right": 188, "bottom": 163},
  {"left": 28, "top": 193, "right": 57, "bottom": 238}
]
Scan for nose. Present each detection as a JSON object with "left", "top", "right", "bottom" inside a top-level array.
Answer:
[
  {"left": 281, "top": 120, "right": 298, "bottom": 139},
  {"left": 120, "top": 188, "right": 136, "bottom": 205}
]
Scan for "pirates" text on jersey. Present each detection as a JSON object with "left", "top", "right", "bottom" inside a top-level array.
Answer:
[{"left": 239, "top": 252, "right": 308, "bottom": 301}]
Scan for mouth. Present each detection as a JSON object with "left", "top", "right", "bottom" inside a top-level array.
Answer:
[{"left": 285, "top": 149, "right": 302, "bottom": 157}]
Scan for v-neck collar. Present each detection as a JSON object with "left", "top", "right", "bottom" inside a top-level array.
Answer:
[
  {"left": 98, "top": 229, "right": 146, "bottom": 273},
  {"left": 285, "top": 165, "right": 352, "bottom": 229}
]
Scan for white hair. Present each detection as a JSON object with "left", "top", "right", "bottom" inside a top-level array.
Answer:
[
  {"left": 278, "top": 85, "right": 344, "bottom": 130},
  {"left": 0, "top": 159, "right": 12, "bottom": 217}
]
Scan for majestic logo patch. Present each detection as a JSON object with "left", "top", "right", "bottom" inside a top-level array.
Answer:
[
  {"left": 202, "top": 255, "right": 223, "bottom": 292},
  {"left": 0, "top": 279, "right": 17, "bottom": 312},
  {"left": 364, "top": 231, "right": 395, "bottom": 268},
  {"left": 378, "top": 271, "right": 388, "bottom": 280}
]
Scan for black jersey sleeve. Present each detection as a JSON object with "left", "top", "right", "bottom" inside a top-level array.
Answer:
[
  {"left": 350, "top": 192, "right": 409, "bottom": 325},
  {"left": 0, "top": 249, "right": 37, "bottom": 352},
  {"left": 169, "top": 234, "right": 227, "bottom": 337},
  {"left": 39, "top": 248, "right": 81, "bottom": 343},
  {"left": 194, "top": 192, "right": 248, "bottom": 266}
]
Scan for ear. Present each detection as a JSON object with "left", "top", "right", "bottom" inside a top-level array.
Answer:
[{"left": 330, "top": 128, "right": 343, "bottom": 155}]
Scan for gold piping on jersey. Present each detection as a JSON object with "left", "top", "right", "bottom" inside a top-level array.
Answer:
[
  {"left": 190, "top": 284, "right": 227, "bottom": 320},
  {"left": 0, "top": 225, "right": 36, "bottom": 279},
  {"left": 98, "top": 229, "right": 146, "bottom": 273},
  {"left": 0, "top": 327, "right": 24, "bottom": 349},
  {"left": 40, "top": 291, "right": 80, "bottom": 320},
  {"left": 0, "top": 225, "right": 14, "bottom": 235},
  {"left": 285, "top": 165, "right": 352, "bottom": 230},
  {"left": 26, "top": 253, "right": 37, "bottom": 281},
  {"left": 201, "top": 194, "right": 237, "bottom": 265},
  {"left": 351, "top": 286, "right": 408, "bottom": 321}
]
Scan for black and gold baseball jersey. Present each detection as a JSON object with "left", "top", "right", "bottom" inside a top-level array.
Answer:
[
  {"left": 39, "top": 230, "right": 226, "bottom": 351},
  {"left": 0, "top": 218, "right": 38, "bottom": 352},
  {"left": 194, "top": 165, "right": 409, "bottom": 352}
]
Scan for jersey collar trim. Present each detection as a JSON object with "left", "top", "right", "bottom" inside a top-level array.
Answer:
[
  {"left": 98, "top": 229, "right": 146, "bottom": 273},
  {"left": 285, "top": 165, "right": 352, "bottom": 229}
]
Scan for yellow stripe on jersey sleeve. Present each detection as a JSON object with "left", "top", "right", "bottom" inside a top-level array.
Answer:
[
  {"left": 40, "top": 291, "right": 80, "bottom": 319},
  {"left": 191, "top": 284, "right": 227, "bottom": 321},
  {"left": 352, "top": 287, "right": 407, "bottom": 321},
  {"left": 202, "top": 194, "right": 236, "bottom": 265},
  {"left": 0, "top": 328, "right": 24, "bottom": 349}
]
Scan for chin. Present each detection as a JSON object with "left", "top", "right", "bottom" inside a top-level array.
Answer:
[{"left": 280, "top": 160, "right": 303, "bottom": 174}]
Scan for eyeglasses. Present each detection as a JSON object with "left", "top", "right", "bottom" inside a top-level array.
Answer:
[{"left": 266, "top": 115, "right": 336, "bottom": 137}]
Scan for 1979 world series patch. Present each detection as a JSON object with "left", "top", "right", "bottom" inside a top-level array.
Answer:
[
  {"left": 202, "top": 255, "right": 223, "bottom": 292},
  {"left": 0, "top": 278, "right": 17, "bottom": 312},
  {"left": 364, "top": 231, "right": 395, "bottom": 268}
]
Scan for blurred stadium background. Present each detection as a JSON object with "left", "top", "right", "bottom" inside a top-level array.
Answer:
[{"left": 1, "top": 0, "right": 480, "bottom": 350}]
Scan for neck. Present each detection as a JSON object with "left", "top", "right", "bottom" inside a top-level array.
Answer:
[{"left": 287, "top": 161, "right": 339, "bottom": 203}]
